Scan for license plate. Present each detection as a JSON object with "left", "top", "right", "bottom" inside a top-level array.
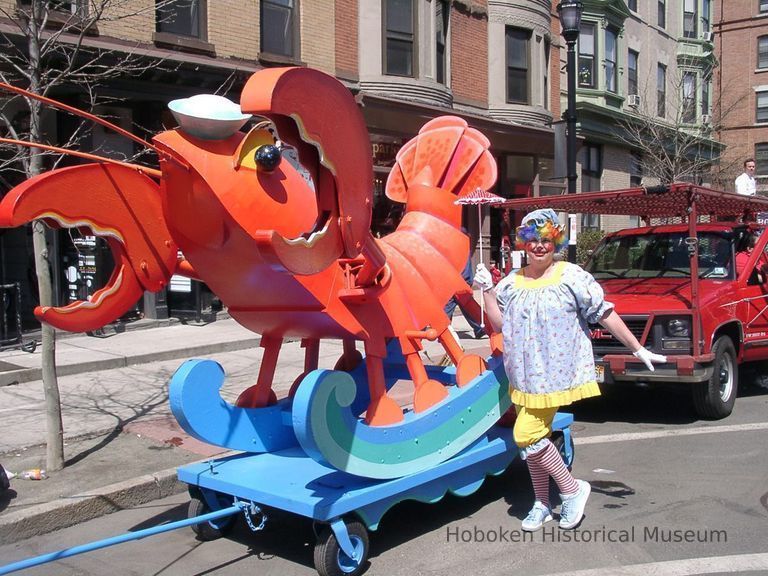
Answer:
[{"left": 595, "top": 364, "right": 605, "bottom": 383}]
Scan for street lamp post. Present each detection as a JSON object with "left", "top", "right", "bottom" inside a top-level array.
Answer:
[{"left": 557, "top": 0, "right": 583, "bottom": 263}]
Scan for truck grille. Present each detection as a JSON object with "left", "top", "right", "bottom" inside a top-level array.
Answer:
[{"left": 588, "top": 316, "right": 648, "bottom": 354}]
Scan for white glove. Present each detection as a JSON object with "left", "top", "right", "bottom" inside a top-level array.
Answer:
[
  {"left": 632, "top": 347, "right": 667, "bottom": 371},
  {"left": 473, "top": 263, "right": 494, "bottom": 291}
]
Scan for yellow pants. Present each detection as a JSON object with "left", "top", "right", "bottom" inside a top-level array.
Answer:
[{"left": 513, "top": 404, "right": 558, "bottom": 448}]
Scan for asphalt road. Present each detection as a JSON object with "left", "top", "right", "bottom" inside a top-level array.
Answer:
[{"left": 2, "top": 382, "right": 767, "bottom": 576}]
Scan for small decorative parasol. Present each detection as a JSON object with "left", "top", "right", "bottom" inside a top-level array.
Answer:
[{"left": 455, "top": 188, "right": 505, "bottom": 327}]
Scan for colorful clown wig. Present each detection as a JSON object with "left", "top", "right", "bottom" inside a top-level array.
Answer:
[{"left": 515, "top": 208, "right": 568, "bottom": 250}]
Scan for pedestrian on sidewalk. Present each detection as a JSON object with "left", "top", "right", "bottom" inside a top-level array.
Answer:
[{"left": 474, "top": 209, "right": 666, "bottom": 532}]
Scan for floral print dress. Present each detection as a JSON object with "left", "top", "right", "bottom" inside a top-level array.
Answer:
[{"left": 495, "top": 261, "right": 613, "bottom": 408}]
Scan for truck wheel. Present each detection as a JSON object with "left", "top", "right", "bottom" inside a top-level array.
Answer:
[
  {"left": 314, "top": 519, "right": 369, "bottom": 576},
  {"left": 692, "top": 336, "right": 737, "bottom": 420}
]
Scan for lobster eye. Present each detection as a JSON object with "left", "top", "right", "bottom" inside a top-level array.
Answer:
[{"left": 254, "top": 144, "right": 281, "bottom": 172}]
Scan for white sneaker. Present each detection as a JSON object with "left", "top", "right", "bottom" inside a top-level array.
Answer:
[
  {"left": 559, "top": 480, "right": 591, "bottom": 529},
  {"left": 521, "top": 501, "right": 553, "bottom": 532}
]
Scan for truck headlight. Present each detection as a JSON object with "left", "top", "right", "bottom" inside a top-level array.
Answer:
[{"left": 665, "top": 318, "right": 690, "bottom": 338}]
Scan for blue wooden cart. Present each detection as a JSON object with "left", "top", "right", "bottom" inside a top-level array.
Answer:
[
  {"left": 0, "top": 350, "right": 575, "bottom": 576},
  {"left": 178, "top": 412, "right": 574, "bottom": 576}
]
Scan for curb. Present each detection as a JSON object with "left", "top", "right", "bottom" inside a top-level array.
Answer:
[
  {"left": 0, "top": 467, "right": 185, "bottom": 545},
  {"left": 0, "top": 336, "right": 261, "bottom": 387}
]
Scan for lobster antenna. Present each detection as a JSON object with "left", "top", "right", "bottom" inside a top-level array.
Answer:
[
  {"left": 0, "top": 137, "right": 162, "bottom": 178},
  {"left": 0, "top": 82, "right": 170, "bottom": 161}
]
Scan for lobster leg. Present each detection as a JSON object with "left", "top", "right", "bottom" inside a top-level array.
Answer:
[
  {"left": 235, "top": 335, "right": 281, "bottom": 408},
  {"left": 334, "top": 338, "right": 363, "bottom": 371},
  {"left": 437, "top": 327, "right": 465, "bottom": 367},
  {"left": 288, "top": 338, "right": 320, "bottom": 398},
  {"left": 363, "top": 345, "right": 403, "bottom": 426},
  {"left": 400, "top": 332, "right": 449, "bottom": 413}
]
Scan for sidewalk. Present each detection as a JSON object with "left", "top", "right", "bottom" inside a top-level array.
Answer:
[
  {"left": 0, "top": 315, "right": 260, "bottom": 387},
  {"left": 0, "top": 312, "right": 491, "bottom": 545}
]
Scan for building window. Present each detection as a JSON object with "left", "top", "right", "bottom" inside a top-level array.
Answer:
[
  {"left": 384, "top": 0, "right": 415, "bottom": 77},
  {"left": 435, "top": 0, "right": 448, "bottom": 85},
  {"left": 759, "top": 36, "right": 768, "bottom": 69},
  {"left": 683, "top": 0, "right": 697, "bottom": 38},
  {"left": 757, "top": 91, "right": 768, "bottom": 123},
  {"left": 582, "top": 213, "right": 601, "bottom": 229},
  {"left": 630, "top": 151, "right": 643, "bottom": 187},
  {"left": 761, "top": 0, "right": 768, "bottom": 14},
  {"left": 581, "top": 142, "right": 602, "bottom": 197},
  {"left": 756, "top": 143, "right": 768, "bottom": 175},
  {"left": 628, "top": 0, "right": 637, "bottom": 11},
  {"left": 702, "top": 0, "right": 711, "bottom": 33},
  {"left": 49, "top": 0, "right": 84, "bottom": 15},
  {"left": 682, "top": 72, "right": 697, "bottom": 123},
  {"left": 658, "top": 0, "right": 666, "bottom": 28},
  {"left": 156, "top": 0, "right": 203, "bottom": 38},
  {"left": 657, "top": 63, "right": 666, "bottom": 117},
  {"left": 578, "top": 22, "right": 596, "bottom": 89},
  {"left": 605, "top": 28, "right": 618, "bottom": 93},
  {"left": 506, "top": 27, "right": 530, "bottom": 103},
  {"left": 628, "top": 50, "right": 639, "bottom": 95},
  {"left": 261, "top": 0, "right": 296, "bottom": 58}
]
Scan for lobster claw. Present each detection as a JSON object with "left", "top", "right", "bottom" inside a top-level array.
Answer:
[{"left": 0, "top": 163, "right": 177, "bottom": 332}]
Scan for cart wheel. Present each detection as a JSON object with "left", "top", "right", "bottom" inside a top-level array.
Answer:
[
  {"left": 552, "top": 432, "right": 574, "bottom": 471},
  {"left": 314, "top": 519, "right": 369, "bottom": 576},
  {"left": 21, "top": 340, "right": 36, "bottom": 353},
  {"left": 187, "top": 495, "right": 234, "bottom": 541}
]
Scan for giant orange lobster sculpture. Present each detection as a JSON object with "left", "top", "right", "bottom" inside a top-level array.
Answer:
[{"left": 0, "top": 67, "right": 510, "bottom": 479}]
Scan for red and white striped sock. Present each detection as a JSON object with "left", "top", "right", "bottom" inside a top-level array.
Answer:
[
  {"left": 527, "top": 441, "right": 579, "bottom": 496},
  {"left": 526, "top": 459, "right": 551, "bottom": 508}
]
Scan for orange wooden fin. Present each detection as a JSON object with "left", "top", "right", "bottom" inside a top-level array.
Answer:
[
  {"left": 385, "top": 163, "right": 408, "bottom": 203},
  {"left": 455, "top": 150, "right": 498, "bottom": 198},
  {"left": 441, "top": 137, "right": 486, "bottom": 195},
  {"left": 394, "top": 137, "right": 418, "bottom": 187},
  {"left": 417, "top": 116, "right": 468, "bottom": 133},
  {"left": 413, "top": 126, "right": 464, "bottom": 189},
  {"left": 462, "top": 125, "right": 492, "bottom": 149}
]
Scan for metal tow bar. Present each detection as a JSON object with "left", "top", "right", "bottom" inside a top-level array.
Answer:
[{"left": 0, "top": 501, "right": 254, "bottom": 575}]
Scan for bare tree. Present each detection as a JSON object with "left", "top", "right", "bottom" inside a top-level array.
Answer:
[
  {"left": 616, "top": 57, "right": 748, "bottom": 187},
  {"left": 0, "top": 0, "right": 176, "bottom": 471}
]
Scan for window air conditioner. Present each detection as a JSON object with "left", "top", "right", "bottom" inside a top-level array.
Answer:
[
  {"left": 701, "top": 114, "right": 711, "bottom": 125},
  {"left": 627, "top": 94, "right": 641, "bottom": 107},
  {"left": 702, "top": 31, "right": 714, "bottom": 42}
]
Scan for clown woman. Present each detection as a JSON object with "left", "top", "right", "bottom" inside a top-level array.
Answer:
[{"left": 475, "top": 209, "right": 666, "bottom": 532}]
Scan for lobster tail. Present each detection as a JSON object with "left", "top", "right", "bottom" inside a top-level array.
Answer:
[{"left": 385, "top": 116, "right": 497, "bottom": 203}]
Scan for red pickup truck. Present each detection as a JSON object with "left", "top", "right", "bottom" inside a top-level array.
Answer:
[{"left": 499, "top": 184, "right": 768, "bottom": 420}]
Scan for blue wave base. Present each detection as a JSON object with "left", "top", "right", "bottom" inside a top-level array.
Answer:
[
  {"left": 169, "top": 359, "right": 297, "bottom": 453},
  {"left": 291, "top": 355, "right": 512, "bottom": 479}
]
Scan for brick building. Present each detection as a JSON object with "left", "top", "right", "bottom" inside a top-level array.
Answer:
[
  {"left": 1, "top": 0, "right": 569, "bottom": 330},
  {"left": 714, "top": 0, "right": 768, "bottom": 192},
  {"left": 351, "top": 0, "right": 559, "bottom": 261},
  {"left": 563, "top": 0, "right": 718, "bottom": 234}
]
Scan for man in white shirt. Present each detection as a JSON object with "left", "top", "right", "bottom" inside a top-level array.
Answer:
[{"left": 735, "top": 158, "right": 757, "bottom": 196}]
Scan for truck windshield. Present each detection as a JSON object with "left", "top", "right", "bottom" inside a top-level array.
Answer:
[{"left": 586, "top": 232, "right": 733, "bottom": 279}]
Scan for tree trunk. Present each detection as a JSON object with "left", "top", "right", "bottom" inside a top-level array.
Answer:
[
  {"left": 24, "top": 0, "right": 65, "bottom": 472},
  {"left": 32, "top": 222, "right": 64, "bottom": 471}
]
